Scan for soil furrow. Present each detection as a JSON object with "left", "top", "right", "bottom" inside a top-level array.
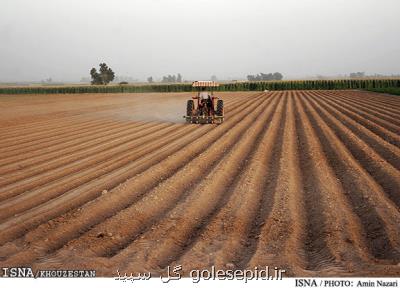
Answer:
[
  {"left": 338, "top": 90, "right": 400, "bottom": 108},
  {"left": 246, "top": 92, "right": 351, "bottom": 274},
  {"left": 326, "top": 92, "right": 400, "bottom": 121},
  {"left": 0, "top": 92, "right": 268, "bottom": 264},
  {"left": 1, "top": 90, "right": 398, "bottom": 276},
  {"left": 0, "top": 114, "right": 111, "bottom": 138},
  {"left": 306, "top": 93, "right": 400, "bottom": 170},
  {"left": 0, "top": 120, "right": 151, "bottom": 166},
  {"left": 42, "top": 93, "right": 277, "bottom": 262},
  {"left": 300, "top": 94, "right": 400, "bottom": 263},
  {"left": 343, "top": 91, "right": 400, "bottom": 109},
  {"left": 0, "top": 118, "right": 119, "bottom": 151},
  {"left": 320, "top": 91, "right": 400, "bottom": 130},
  {"left": 316, "top": 91, "right": 400, "bottom": 137},
  {"left": 0, "top": 96, "right": 244, "bottom": 172},
  {"left": 0, "top": 121, "right": 159, "bottom": 178},
  {"left": 307, "top": 92, "right": 400, "bottom": 208},
  {"left": 0, "top": 124, "right": 190, "bottom": 218},
  {"left": 242, "top": 95, "right": 299, "bottom": 271},
  {"left": 169, "top": 93, "right": 287, "bottom": 275},
  {"left": 108, "top": 93, "right": 282, "bottom": 274},
  {"left": 0, "top": 95, "right": 253, "bottom": 215},
  {"left": 0, "top": 93, "right": 250, "bottom": 188}
]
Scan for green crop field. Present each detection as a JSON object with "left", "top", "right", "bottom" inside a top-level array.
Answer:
[
  {"left": 366, "top": 87, "right": 400, "bottom": 96},
  {"left": 0, "top": 79, "right": 399, "bottom": 95}
]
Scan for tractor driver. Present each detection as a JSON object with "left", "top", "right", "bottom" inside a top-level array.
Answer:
[{"left": 199, "top": 87, "right": 213, "bottom": 114}]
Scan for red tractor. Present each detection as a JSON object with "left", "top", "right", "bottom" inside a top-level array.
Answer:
[{"left": 184, "top": 81, "right": 224, "bottom": 124}]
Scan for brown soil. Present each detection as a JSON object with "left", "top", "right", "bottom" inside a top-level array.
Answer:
[{"left": 0, "top": 91, "right": 399, "bottom": 277}]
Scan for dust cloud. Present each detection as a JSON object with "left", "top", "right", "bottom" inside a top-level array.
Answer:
[{"left": 114, "top": 96, "right": 187, "bottom": 123}]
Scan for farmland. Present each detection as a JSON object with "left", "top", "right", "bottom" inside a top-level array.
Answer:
[
  {"left": 0, "top": 90, "right": 399, "bottom": 277},
  {"left": 0, "top": 78, "right": 400, "bottom": 94}
]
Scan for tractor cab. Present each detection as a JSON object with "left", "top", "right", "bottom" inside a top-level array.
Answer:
[{"left": 184, "top": 81, "right": 224, "bottom": 124}]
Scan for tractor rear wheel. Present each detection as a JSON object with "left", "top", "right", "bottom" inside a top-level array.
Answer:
[
  {"left": 186, "top": 100, "right": 194, "bottom": 123},
  {"left": 216, "top": 99, "right": 224, "bottom": 116},
  {"left": 216, "top": 99, "right": 224, "bottom": 123}
]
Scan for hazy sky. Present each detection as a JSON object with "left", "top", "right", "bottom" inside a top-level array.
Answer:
[{"left": 1, "top": 0, "right": 399, "bottom": 82}]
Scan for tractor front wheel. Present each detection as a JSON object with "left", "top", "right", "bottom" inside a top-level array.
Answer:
[{"left": 186, "top": 100, "right": 194, "bottom": 123}]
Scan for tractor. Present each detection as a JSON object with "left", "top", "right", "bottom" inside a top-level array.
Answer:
[{"left": 184, "top": 81, "right": 224, "bottom": 124}]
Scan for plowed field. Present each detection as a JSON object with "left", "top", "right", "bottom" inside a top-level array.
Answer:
[{"left": 0, "top": 90, "right": 399, "bottom": 277}]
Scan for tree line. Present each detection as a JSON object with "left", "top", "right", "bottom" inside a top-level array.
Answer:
[
  {"left": 247, "top": 72, "right": 283, "bottom": 81},
  {"left": 90, "top": 63, "right": 285, "bottom": 85}
]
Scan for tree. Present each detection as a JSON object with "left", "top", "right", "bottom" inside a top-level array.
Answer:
[
  {"left": 247, "top": 72, "right": 283, "bottom": 81},
  {"left": 90, "top": 63, "right": 115, "bottom": 85},
  {"left": 90, "top": 68, "right": 101, "bottom": 85},
  {"left": 147, "top": 76, "right": 153, "bottom": 83},
  {"left": 350, "top": 72, "right": 365, "bottom": 78},
  {"left": 211, "top": 75, "right": 217, "bottom": 81},
  {"left": 161, "top": 74, "right": 181, "bottom": 83},
  {"left": 247, "top": 74, "right": 256, "bottom": 81},
  {"left": 273, "top": 72, "right": 283, "bottom": 80}
]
